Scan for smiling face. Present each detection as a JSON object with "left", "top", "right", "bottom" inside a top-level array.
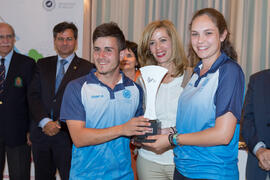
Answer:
[
  {"left": 120, "top": 48, "right": 137, "bottom": 71},
  {"left": 93, "top": 36, "right": 124, "bottom": 77},
  {"left": 0, "top": 23, "right": 15, "bottom": 57},
  {"left": 149, "top": 28, "right": 172, "bottom": 66},
  {"left": 190, "top": 14, "right": 227, "bottom": 63},
  {"left": 54, "top": 28, "right": 77, "bottom": 58}
]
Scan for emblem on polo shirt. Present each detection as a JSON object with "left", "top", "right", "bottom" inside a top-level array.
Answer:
[
  {"left": 123, "top": 89, "right": 131, "bottom": 99},
  {"left": 14, "top": 77, "right": 23, "bottom": 87},
  {"left": 91, "top": 95, "right": 104, "bottom": 99},
  {"left": 201, "top": 78, "right": 209, "bottom": 87}
]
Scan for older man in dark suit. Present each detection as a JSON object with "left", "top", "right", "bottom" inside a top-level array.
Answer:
[
  {"left": 28, "top": 22, "right": 93, "bottom": 180},
  {"left": 242, "top": 69, "right": 270, "bottom": 180},
  {"left": 0, "top": 23, "right": 35, "bottom": 180}
]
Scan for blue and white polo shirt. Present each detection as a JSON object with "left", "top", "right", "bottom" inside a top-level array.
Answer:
[
  {"left": 174, "top": 52, "right": 245, "bottom": 180},
  {"left": 60, "top": 69, "right": 143, "bottom": 180}
]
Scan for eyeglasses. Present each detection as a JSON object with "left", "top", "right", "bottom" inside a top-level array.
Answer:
[
  {"left": 0, "top": 34, "right": 14, "bottom": 40},
  {"left": 56, "top": 37, "right": 74, "bottom": 42}
]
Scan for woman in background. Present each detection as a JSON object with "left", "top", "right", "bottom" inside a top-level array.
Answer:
[
  {"left": 120, "top": 40, "right": 140, "bottom": 81},
  {"left": 144, "top": 8, "right": 245, "bottom": 180},
  {"left": 120, "top": 40, "right": 140, "bottom": 180},
  {"left": 136, "top": 20, "right": 192, "bottom": 180}
]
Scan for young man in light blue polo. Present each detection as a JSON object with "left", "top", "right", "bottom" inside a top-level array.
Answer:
[{"left": 60, "top": 22, "right": 151, "bottom": 180}]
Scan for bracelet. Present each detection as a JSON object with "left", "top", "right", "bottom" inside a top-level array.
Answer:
[
  {"left": 170, "top": 127, "right": 176, "bottom": 134},
  {"left": 168, "top": 133, "right": 175, "bottom": 146},
  {"left": 172, "top": 133, "right": 179, "bottom": 146}
]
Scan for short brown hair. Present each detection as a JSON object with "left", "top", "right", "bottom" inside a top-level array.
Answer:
[
  {"left": 53, "top": 21, "right": 78, "bottom": 39},
  {"left": 93, "top": 22, "right": 126, "bottom": 51}
]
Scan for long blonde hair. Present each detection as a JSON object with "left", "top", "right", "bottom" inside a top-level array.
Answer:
[{"left": 138, "top": 20, "right": 188, "bottom": 77}]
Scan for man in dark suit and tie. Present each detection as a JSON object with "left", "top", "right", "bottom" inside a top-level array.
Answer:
[
  {"left": 242, "top": 69, "right": 270, "bottom": 180},
  {"left": 28, "top": 22, "right": 93, "bottom": 180},
  {"left": 0, "top": 23, "right": 35, "bottom": 180}
]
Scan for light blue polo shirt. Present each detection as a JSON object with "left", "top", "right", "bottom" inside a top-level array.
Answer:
[
  {"left": 174, "top": 52, "right": 245, "bottom": 180},
  {"left": 60, "top": 69, "right": 143, "bottom": 180}
]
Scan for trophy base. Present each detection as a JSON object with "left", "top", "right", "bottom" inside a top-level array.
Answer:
[
  {"left": 134, "top": 119, "right": 161, "bottom": 143},
  {"left": 134, "top": 137, "right": 156, "bottom": 143}
]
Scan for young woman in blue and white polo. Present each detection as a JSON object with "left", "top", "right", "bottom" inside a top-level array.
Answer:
[{"left": 143, "top": 8, "right": 245, "bottom": 180}]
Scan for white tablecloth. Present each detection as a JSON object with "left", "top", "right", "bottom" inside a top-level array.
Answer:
[{"left": 238, "top": 150, "right": 248, "bottom": 180}]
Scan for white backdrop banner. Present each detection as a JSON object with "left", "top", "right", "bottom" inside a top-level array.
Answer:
[
  {"left": 0, "top": 0, "right": 84, "bottom": 179},
  {"left": 0, "top": 0, "right": 84, "bottom": 61}
]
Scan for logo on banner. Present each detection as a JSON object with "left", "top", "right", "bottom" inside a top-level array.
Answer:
[{"left": 42, "top": 0, "right": 56, "bottom": 11}]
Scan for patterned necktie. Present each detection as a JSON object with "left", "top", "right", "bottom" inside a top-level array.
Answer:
[
  {"left": 0, "top": 58, "right": 5, "bottom": 94},
  {"left": 55, "top": 59, "right": 68, "bottom": 93}
]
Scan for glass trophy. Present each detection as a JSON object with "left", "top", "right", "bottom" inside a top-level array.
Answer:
[{"left": 135, "top": 65, "right": 168, "bottom": 143}]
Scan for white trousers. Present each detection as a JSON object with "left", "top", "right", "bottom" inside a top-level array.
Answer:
[{"left": 136, "top": 155, "right": 174, "bottom": 180}]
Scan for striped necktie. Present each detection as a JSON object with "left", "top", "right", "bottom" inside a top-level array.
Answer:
[
  {"left": 55, "top": 59, "right": 68, "bottom": 93},
  {"left": 0, "top": 58, "right": 5, "bottom": 94}
]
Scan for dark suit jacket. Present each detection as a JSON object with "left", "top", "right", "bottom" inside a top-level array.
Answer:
[
  {"left": 28, "top": 54, "right": 93, "bottom": 143},
  {"left": 242, "top": 69, "right": 270, "bottom": 179},
  {"left": 0, "top": 51, "right": 35, "bottom": 147}
]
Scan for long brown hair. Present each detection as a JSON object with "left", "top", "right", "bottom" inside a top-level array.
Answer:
[{"left": 188, "top": 8, "right": 237, "bottom": 64}]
